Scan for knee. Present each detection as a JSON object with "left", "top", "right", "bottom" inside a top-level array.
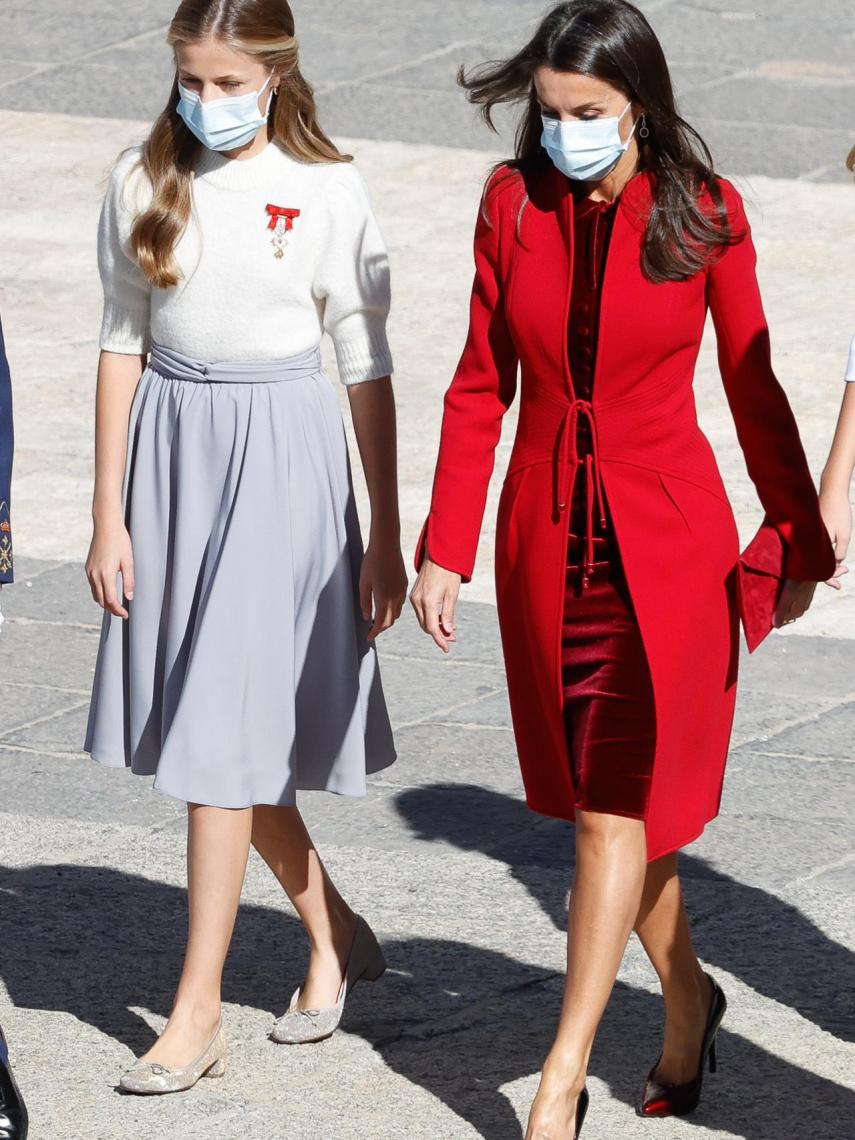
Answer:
[{"left": 576, "top": 810, "right": 646, "bottom": 860}]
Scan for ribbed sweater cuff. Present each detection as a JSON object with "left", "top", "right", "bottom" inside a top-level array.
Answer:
[
  {"left": 99, "top": 303, "right": 151, "bottom": 355},
  {"left": 334, "top": 329, "right": 394, "bottom": 386}
]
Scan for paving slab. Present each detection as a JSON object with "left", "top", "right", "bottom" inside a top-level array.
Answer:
[{"left": 750, "top": 701, "right": 855, "bottom": 762}]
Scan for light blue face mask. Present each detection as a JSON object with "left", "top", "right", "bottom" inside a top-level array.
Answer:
[
  {"left": 541, "top": 102, "right": 636, "bottom": 182},
  {"left": 177, "top": 73, "right": 274, "bottom": 152}
]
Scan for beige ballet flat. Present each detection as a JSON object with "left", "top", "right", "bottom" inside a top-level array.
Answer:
[
  {"left": 271, "top": 915, "right": 387, "bottom": 1044},
  {"left": 118, "top": 1022, "right": 226, "bottom": 1095}
]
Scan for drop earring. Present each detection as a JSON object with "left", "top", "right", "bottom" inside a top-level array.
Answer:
[{"left": 639, "top": 114, "right": 650, "bottom": 140}]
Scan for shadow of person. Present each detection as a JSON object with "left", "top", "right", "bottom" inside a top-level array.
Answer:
[
  {"left": 0, "top": 862, "right": 308, "bottom": 1057},
  {"left": 394, "top": 783, "right": 855, "bottom": 1042},
  {"left": 359, "top": 938, "right": 855, "bottom": 1140},
  {"left": 396, "top": 781, "right": 575, "bottom": 928},
  {"left": 0, "top": 861, "right": 852, "bottom": 1139}
]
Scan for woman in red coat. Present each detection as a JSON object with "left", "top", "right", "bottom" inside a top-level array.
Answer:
[{"left": 410, "top": 2, "right": 835, "bottom": 1137}]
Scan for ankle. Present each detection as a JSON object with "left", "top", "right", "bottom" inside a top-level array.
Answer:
[
  {"left": 662, "top": 965, "right": 709, "bottom": 1007},
  {"left": 542, "top": 1048, "right": 588, "bottom": 1097},
  {"left": 169, "top": 995, "right": 222, "bottom": 1030},
  {"left": 307, "top": 907, "right": 358, "bottom": 962}
]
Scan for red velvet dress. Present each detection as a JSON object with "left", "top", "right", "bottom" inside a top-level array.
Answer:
[{"left": 563, "top": 192, "right": 655, "bottom": 820}]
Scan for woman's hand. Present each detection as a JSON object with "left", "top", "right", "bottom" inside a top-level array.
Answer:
[
  {"left": 819, "top": 486, "right": 851, "bottom": 589},
  {"left": 86, "top": 516, "right": 135, "bottom": 619},
  {"left": 773, "top": 579, "right": 817, "bottom": 629},
  {"left": 410, "top": 559, "right": 462, "bottom": 653},
  {"left": 360, "top": 540, "right": 408, "bottom": 641}
]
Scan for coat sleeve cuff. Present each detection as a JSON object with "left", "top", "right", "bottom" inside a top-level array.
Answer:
[
  {"left": 414, "top": 517, "right": 473, "bottom": 583},
  {"left": 735, "top": 517, "right": 836, "bottom": 652}
]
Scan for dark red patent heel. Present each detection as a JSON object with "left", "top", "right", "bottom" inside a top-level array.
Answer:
[{"left": 638, "top": 973, "right": 726, "bottom": 1118}]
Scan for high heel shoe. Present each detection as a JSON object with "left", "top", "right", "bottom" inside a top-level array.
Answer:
[
  {"left": 575, "top": 1087, "right": 590, "bottom": 1137},
  {"left": 271, "top": 914, "right": 387, "bottom": 1044},
  {"left": 118, "top": 1021, "right": 226, "bottom": 1095},
  {"left": 0, "top": 1026, "right": 28, "bottom": 1140},
  {"left": 638, "top": 973, "right": 727, "bottom": 1117}
]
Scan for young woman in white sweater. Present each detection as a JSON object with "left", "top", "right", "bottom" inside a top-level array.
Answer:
[{"left": 84, "top": 0, "right": 407, "bottom": 1093}]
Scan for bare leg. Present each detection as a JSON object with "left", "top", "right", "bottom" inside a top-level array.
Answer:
[
  {"left": 141, "top": 804, "right": 253, "bottom": 1067},
  {"left": 525, "top": 810, "right": 648, "bottom": 1140},
  {"left": 634, "top": 853, "right": 712, "bottom": 1084},
  {"left": 251, "top": 805, "right": 357, "bottom": 1009}
]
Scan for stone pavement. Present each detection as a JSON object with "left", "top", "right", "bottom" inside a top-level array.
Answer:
[
  {"left": 0, "top": 1, "right": 854, "bottom": 1138},
  {"left": 1, "top": 558, "right": 853, "bottom": 1139},
  {"left": 1, "top": 0, "right": 854, "bottom": 179}
]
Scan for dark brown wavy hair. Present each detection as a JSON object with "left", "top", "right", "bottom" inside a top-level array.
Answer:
[
  {"left": 459, "top": 0, "right": 740, "bottom": 283},
  {"left": 131, "top": 0, "right": 349, "bottom": 289}
]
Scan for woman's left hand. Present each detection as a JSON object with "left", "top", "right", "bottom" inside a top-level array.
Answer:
[
  {"left": 773, "top": 579, "right": 817, "bottom": 629},
  {"left": 360, "top": 541, "right": 408, "bottom": 641}
]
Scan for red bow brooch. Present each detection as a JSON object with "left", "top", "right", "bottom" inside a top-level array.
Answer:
[{"left": 265, "top": 204, "right": 301, "bottom": 260}]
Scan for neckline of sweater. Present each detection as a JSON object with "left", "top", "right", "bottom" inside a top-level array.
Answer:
[{"left": 194, "top": 140, "right": 296, "bottom": 189}]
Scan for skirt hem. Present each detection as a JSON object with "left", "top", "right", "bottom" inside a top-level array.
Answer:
[{"left": 87, "top": 747, "right": 397, "bottom": 808}]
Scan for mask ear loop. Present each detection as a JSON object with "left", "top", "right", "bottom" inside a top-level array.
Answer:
[{"left": 260, "top": 72, "right": 277, "bottom": 118}]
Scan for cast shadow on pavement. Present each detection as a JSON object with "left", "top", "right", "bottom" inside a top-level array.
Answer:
[
  {"left": 382, "top": 782, "right": 855, "bottom": 1139},
  {"left": 0, "top": 857, "right": 852, "bottom": 1140},
  {"left": 395, "top": 782, "right": 855, "bottom": 1043}
]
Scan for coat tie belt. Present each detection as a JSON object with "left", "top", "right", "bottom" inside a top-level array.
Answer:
[{"left": 555, "top": 400, "right": 607, "bottom": 591}]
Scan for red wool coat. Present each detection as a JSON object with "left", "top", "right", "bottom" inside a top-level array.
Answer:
[{"left": 417, "top": 165, "right": 835, "bottom": 860}]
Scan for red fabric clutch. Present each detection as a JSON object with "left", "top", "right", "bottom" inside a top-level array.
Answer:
[{"left": 735, "top": 521, "right": 786, "bottom": 653}]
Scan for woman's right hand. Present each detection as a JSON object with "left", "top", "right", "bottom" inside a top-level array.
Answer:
[
  {"left": 409, "top": 559, "right": 462, "bottom": 653},
  {"left": 819, "top": 485, "right": 852, "bottom": 589},
  {"left": 86, "top": 517, "right": 135, "bottom": 619}
]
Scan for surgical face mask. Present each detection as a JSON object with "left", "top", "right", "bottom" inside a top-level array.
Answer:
[
  {"left": 177, "top": 73, "right": 274, "bottom": 152},
  {"left": 541, "top": 102, "right": 636, "bottom": 182}
]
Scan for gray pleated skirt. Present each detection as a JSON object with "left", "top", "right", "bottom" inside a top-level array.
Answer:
[{"left": 84, "top": 343, "right": 397, "bottom": 808}]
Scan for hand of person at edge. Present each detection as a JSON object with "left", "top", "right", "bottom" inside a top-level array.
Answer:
[
  {"left": 773, "top": 579, "right": 817, "bottom": 628},
  {"left": 819, "top": 487, "right": 852, "bottom": 589},
  {"left": 360, "top": 540, "right": 408, "bottom": 641},
  {"left": 410, "top": 558, "right": 461, "bottom": 653}
]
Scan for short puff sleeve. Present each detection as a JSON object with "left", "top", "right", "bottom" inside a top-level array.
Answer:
[
  {"left": 97, "top": 148, "right": 152, "bottom": 355},
  {"left": 312, "top": 165, "right": 393, "bottom": 386}
]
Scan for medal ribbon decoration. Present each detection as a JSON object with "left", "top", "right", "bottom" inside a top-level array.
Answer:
[{"left": 265, "top": 204, "right": 301, "bottom": 259}]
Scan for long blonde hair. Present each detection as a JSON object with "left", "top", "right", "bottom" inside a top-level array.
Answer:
[{"left": 131, "top": 0, "right": 349, "bottom": 289}]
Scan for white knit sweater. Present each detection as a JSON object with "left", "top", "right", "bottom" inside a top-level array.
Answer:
[{"left": 97, "top": 141, "right": 393, "bottom": 385}]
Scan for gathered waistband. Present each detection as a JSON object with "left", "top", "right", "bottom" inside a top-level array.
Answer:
[{"left": 148, "top": 343, "right": 323, "bottom": 384}]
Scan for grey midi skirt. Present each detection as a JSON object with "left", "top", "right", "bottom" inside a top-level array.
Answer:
[{"left": 84, "top": 343, "right": 397, "bottom": 807}]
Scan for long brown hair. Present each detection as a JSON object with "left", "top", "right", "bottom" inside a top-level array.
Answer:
[
  {"left": 459, "top": 0, "right": 738, "bottom": 283},
  {"left": 847, "top": 144, "right": 855, "bottom": 173},
  {"left": 131, "top": 0, "right": 348, "bottom": 289}
]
